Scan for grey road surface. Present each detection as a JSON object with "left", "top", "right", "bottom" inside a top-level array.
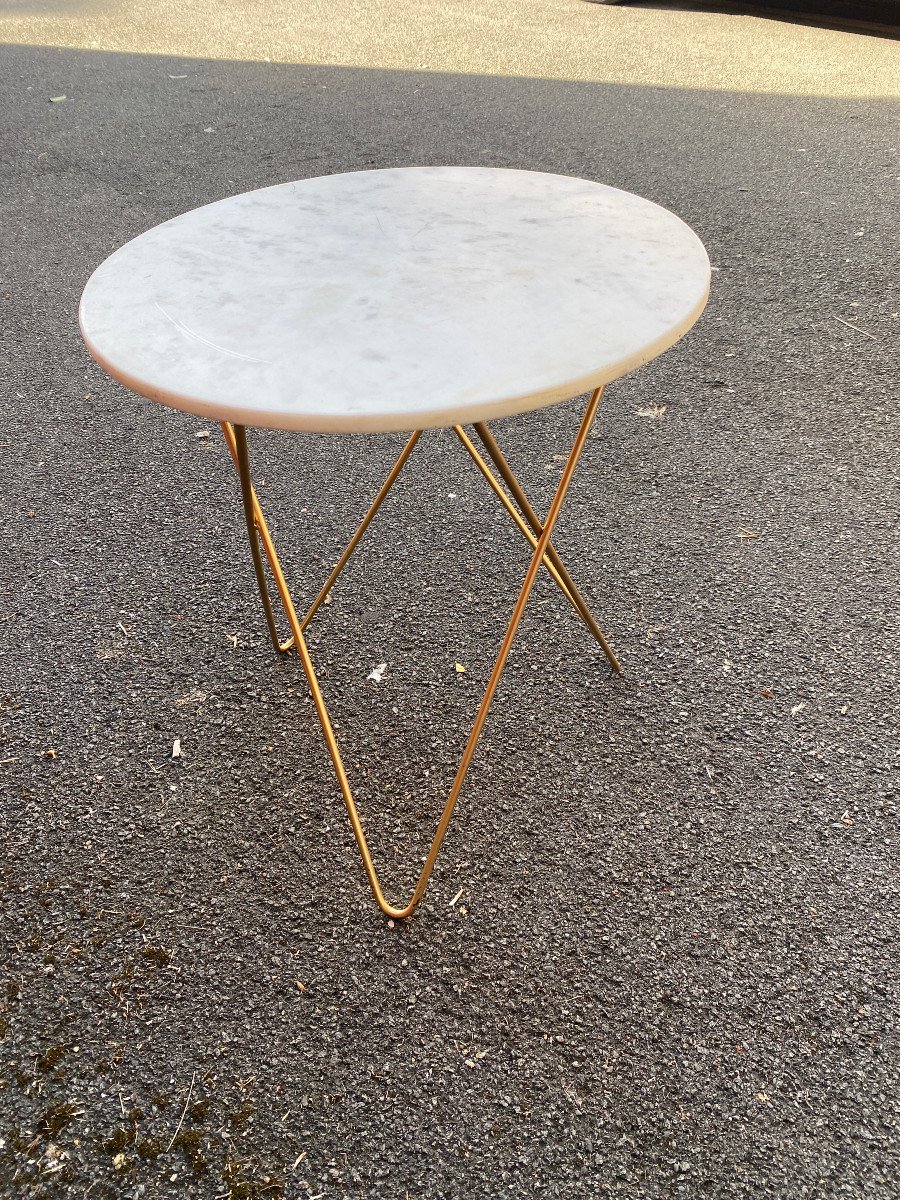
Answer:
[{"left": 1, "top": 1, "right": 898, "bottom": 1197}]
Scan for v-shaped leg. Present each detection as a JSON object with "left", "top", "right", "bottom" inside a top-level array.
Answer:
[
  {"left": 221, "top": 422, "right": 423, "bottom": 654},
  {"left": 222, "top": 389, "right": 607, "bottom": 918},
  {"left": 452, "top": 425, "right": 621, "bottom": 674}
]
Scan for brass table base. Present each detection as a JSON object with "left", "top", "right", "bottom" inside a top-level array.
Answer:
[{"left": 220, "top": 388, "right": 619, "bottom": 919}]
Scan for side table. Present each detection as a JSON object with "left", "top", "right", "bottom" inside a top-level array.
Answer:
[{"left": 80, "top": 167, "right": 710, "bottom": 918}]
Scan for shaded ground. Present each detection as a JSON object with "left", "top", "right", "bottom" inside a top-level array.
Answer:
[{"left": 0, "top": 4, "right": 898, "bottom": 1198}]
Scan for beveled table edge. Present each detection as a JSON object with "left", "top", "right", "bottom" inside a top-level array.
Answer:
[{"left": 79, "top": 281, "right": 710, "bottom": 434}]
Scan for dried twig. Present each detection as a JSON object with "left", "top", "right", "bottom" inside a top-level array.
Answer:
[
  {"left": 166, "top": 1071, "right": 196, "bottom": 1152},
  {"left": 833, "top": 315, "right": 878, "bottom": 341}
]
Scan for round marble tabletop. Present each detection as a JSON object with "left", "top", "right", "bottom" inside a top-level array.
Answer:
[{"left": 79, "top": 167, "right": 710, "bottom": 434}]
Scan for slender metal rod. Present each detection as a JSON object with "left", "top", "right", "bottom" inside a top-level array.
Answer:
[
  {"left": 390, "top": 388, "right": 606, "bottom": 916},
  {"left": 231, "top": 424, "right": 283, "bottom": 652},
  {"left": 454, "top": 424, "right": 587, "bottom": 615},
  {"left": 472, "top": 421, "right": 622, "bottom": 674},
  {"left": 300, "top": 431, "right": 422, "bottom": 632},
  {"left": 222, "top": 421, "right": 302, "bottom": 652}
]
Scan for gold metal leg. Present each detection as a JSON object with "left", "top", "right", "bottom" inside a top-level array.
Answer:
[
  {"left": 453, "top": 425, "right": 621, "bottom": 673},
  {"left": 222, "top": 423, "right": 421, "bottom": 653},
  {"left": 224, "top": 417, "right": 309, "bottom": 652},
  {"left": 224, "top": 389, "right": 608, "bottom": 918},
  {"left": 298, "top": 431, "right": 421, "bottom": 637}
]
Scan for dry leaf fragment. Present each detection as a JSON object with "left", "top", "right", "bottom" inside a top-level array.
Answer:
[
  {"left": 367, "top": 662, "right": 387, "bottom": 684},
  {"left": 455, "top": 662, "right": 467, "bottom": 675},
  {"left": 756, "top": 1092, "right": 771, "bottom": 1103},
  {"left": 226, "top": 633, "right": 239, "bottom": 647},
  {"left": 295, "top": 980, "right": 306, "bottom": 993},
  {"left": 43, "top": 748, "right": 58, "bottom": 760},
  {"left": 635, "top": 405, "right": 667, "bottom": 419},
  {"left": 759, "top": 688, "right": 775, "bottom": 699},
  {"left": 840, "top": 810, "right": 854, "bottom": 826},
  {"left": 790, "top": 701, "right": 807, "bottom": 717}
]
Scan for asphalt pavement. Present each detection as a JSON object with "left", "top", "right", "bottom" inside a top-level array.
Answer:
[{"left": 0, "top": 2, "right": 898, "bottom": 1197}]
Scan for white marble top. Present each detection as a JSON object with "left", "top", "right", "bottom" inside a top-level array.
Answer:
[{"left": 79, "top": 167, "right": 710, "bottom": 434}]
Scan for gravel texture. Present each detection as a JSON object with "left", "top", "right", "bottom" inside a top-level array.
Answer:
[{"left": 0, "top": 5, "right": 898, "bottom": 1198}]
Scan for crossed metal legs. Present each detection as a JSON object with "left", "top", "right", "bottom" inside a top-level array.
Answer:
[{"left": 221, "top": 389, "right": 619, "bottom": 918}]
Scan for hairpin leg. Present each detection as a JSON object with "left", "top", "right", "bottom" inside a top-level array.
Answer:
[{"left": 223, "top": 389, "right": 611, "bottom": 917}]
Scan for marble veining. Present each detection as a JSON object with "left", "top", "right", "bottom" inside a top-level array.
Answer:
[{"left": 79, "top": 167, "right": 711, "bottom": 433}]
